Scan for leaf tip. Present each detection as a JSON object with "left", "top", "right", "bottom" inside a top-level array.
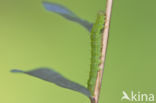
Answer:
[{"left": 11, "top": 69, "right": 24, "bottom": 73}]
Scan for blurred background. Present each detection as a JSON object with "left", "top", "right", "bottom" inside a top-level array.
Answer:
[{"left": 0, "top": 0, "right": 156, "bottom": 103}]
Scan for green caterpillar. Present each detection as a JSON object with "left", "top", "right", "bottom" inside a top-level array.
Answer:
[{"left": 87, "top": 11, "right": 105, "bottom": 95}]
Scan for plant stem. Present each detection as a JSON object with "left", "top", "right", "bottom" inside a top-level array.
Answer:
[{"left": 93, "top": 0, "right": 113, "bottom": 103}]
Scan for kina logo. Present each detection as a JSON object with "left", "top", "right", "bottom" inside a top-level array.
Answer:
[{"left": 121, "top": 91, "right": 155, "bottom": 102}]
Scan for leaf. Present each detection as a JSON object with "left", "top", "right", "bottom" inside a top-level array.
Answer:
[
  {"left": 11, "top": 68, "right": 91, "bottom": 98},
  {"left": 42, "top": 1, "right": 93, "bottom": 32}
]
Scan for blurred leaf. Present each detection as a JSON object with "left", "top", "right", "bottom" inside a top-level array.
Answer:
[
  {"left": 11, "top": 68, "right": 91, "bottom": 98},
  {"left": 42, "top": 1, "right": 93, "bottom": 32}
]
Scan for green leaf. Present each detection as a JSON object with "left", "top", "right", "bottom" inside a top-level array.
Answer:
[
  {"left": 11, "top": 68, "right": 91, "bottom": 98},
  {"left": 42, "top": 1, "right": 93, "bottom": 32}
]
